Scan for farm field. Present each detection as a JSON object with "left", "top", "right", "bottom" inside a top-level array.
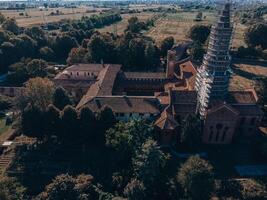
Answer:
[
  {"left": 230, "top": 62, "right": 267, "bottom": 90},
  {"left": 1, "top": 6, "right": 108, "bottom": 27},
  {"left": 145, "top": 11, "right": 216, "bottom": 44},
  {"left": 145, "top": 11, "right": 247, "bottom": 48}
]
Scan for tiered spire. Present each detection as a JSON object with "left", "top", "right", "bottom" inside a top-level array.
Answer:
[{"left": 195, "top": 2, "right": 233, "bottom": 118}]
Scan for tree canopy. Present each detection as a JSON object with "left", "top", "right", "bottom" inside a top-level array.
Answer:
[{"left": 177, "top": 156, "right": 214, "bottom": 200}]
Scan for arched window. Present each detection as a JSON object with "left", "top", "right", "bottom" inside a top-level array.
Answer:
[{"left": 215, "top": 131, "right": 220, "bottom": 142}]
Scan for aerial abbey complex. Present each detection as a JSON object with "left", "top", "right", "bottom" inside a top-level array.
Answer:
[{"left": 53, "top": 3, "right": 263, "bottom": 145}]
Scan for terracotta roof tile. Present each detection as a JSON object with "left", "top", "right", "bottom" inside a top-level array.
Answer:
[
  {"left": 82, "top": 96, "right": 160, "bottom": 114},
  {"left": 227, "top": 90, "right": 258, "bottom": 104},
  {"left": 123, "top": 72, "right": 166, "bottom": 80},
  {"left": 154, "top": 107, "right": 179, "bottom": 130}
]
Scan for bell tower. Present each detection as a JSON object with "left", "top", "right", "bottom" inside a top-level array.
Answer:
[{"left": 195, "top": 2, "right": 234, "bottom": 118}]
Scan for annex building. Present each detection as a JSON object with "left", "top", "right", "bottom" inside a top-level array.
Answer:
[{"left": 54, "top": 3, "right": 263, "bottom": 145}]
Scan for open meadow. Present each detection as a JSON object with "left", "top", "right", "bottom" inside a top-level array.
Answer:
[
  {"left": 230, "top": 61, "right": 267, "bottom": 90},
  {"left": 0, "top": 6, "right": 108, "bottom": 27},
  {"left": 145, "top": 11, "right": 247, "bottom": 48}
]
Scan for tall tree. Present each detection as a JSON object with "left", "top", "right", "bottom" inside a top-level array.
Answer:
[
  {"left": 88, "top": 33, "right": 116, "bottom": 63},
  {"left": 53, "top": 87, "right": 72, "bottom": 110},
  {"left": 245, "top": 23, "right": 267, "bottom": 49},
  {"left": 177, "top": 156, "right": 214, "bottom": 200},
  {"left": 0, "top": 177, "right": 25, "bottom": 200},
  {"left": 21, "top": 105, "right": 44, "bottom": 139},
  {"left": 37, "top": 174, "right": 78, "bottom": 200},
  {"left": 26, "top": 59, "right": 48, "bottom": 78},
  {"left": 53, "top": 34, "right": 78, "bottom": 61},
  {"left": 160, "top": 36, "right": 174, "bottom": 57},
  {"left": 145, "top": 42, "right": 160, "bottom": 70},
  {"left": 188, "top": 25, "right": 211, "bottom": 44},
  {"left": 60, "top": 105, "right": 78, "bottom": 141},
  {"left": 67, "top": 47, "right": 89, "bottom": 65},
  {"left": 106, "top": 120, "right": 153, "bottom": 165},
  {"left": 17, "top": 77, "right": 54, "bottom": 112},
  {"left": 180, "top": 114, "right": 202, "bottom": 151},
  {"left": 133, "top": 139, "right": 168, "bottom": 197},
  {"left": 79, "top": 106, "right": 96, "bottom": 143},
  {"left": 2, "top": 18, "right": 19, "bottom": 34},
  {"left": 44, "top": 104, "right": 61, "bottom": 138},
  {"left": 124, "top": 179, "right": 146, "bottom": 200}
]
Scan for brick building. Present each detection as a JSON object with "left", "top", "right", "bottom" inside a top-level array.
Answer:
[{"left": 54, "top": 3, "right": 263, "bottom": 145}]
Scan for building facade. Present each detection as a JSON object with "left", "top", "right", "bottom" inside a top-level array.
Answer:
[{"left": 53, "top": 3, "right": 263, "bottom": 145}]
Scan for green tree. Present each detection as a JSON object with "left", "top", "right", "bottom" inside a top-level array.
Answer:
[
  {"left": 98, "top": 106, "right": 116, "bottom": 132},
  {"left": 53, "top": 34, "right": 78, "bottom": 61},
  {"left": 0, "top": 42, "right": 16, "bottom": 72},
  {"left": 188, "top": 25, "right": 211, "bottom": 44},
  {"left": 2, "top": 18, "right": 19, "bottom": 34},
  {"left": 60, "top": 105, "right": 78, "bottom": 141},
  {"left": 37, "top": 174, "right": 78, "bottom": 200},
  {"left": 124, "top": 179, "right": 146, "bottom": 200},
  {"left": 0, "top": 12, "right": 6, "bottom": 24},
  {"left": 126, "top": 17, "right": 142, "bottom": 33},
  {"left": 189, "top": 43, "right": 205, "bottom": 61},
  {"left": 245, "top": 23, "right": 267, "bottom": 49},
  {"left": 180, "top": 114, "right": 202, "bottom": 151},
  {"left": 17, "top": 77, "right": 54, "bottom": 112},
  {"left": 39, "top": 46, "right": 55, "bottom": 61},
  {"left": 0, "top": 177, "right": 25, "bottom": 200},
  {"left": 177, "top": 156, "right": 214, "bottom": 200},
  {"left": 88, "top": 33, "right": 116, "bottom": 63},
  {"left": 67, "top": 47, "right": 89, "bottom": 65},
  {"left": 24, "top": 26, "right": 47, "bottom": 48},
  {"left": 160, "top": 36, "right": 174, "bottom": 57},
  {"left": 0, "top": 95, "right": 13, "bottom": 110},
  {"left": 26, "top": 59, "right": 48, "bottom": 78},
  {"left": 106, "top": 120, "right": 153, "bottom": 165},
  {"left": 79, "top": 106, "right": 96, "bottom": 143},
  {"left": 53, "top": 87, "right": 71, "bottom": 110},
  {"left": 239, "top": 179, "right": 267, "bottom": 200},
  {"left": 44, "top": 104, "right": 60, "bottom": 138},
  {"left": 128, "top": 38, "right": 146, "bottom": 69},
  {"left": 144, "top": 42, "right": 160, "bottom": 70},
  {"left": 21, "top": 105, "right": 44, "bottom": 139},
  {"left": 133, "top": 139, "right": 168, "bottom": 196}
]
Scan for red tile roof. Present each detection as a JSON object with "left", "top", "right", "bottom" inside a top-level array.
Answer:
[
  {"left": 81, "top": 96, "right": 160, "bottom": 114},
  {"left": 154, "top": 106, "right": 179, "bottom": 130},
  {"left": 77, "top": 64, "right": 121, "bottom": 109},
  {"left": 227, "top": 90, "right": 258, "bottom": 104}
]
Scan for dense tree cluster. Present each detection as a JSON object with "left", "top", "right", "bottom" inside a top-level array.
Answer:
[
  {"left": 36, "top": 174, "right": 111, "bottom": 200},
  {"left": 187, "top": 24, "right": 210, "bottom": 61},
  {"left": 67, "top": 30, "right": 162, "bottom": 71},
  {"left": 0, "top": 12, "right": 169, "bottom": 87},
  {"left": 0, "top": 12, "right": 121, "bottom": 79},
  {"left": 0, "top": 177, "right": 25, "bottom": 200}
]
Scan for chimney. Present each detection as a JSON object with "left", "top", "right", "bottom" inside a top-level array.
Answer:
[{"left": 166, "top": 50, "right": 175, "bottom": 79}]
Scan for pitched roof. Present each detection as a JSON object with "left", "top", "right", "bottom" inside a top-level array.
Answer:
[
  {"left": 171, "top": 90, "right": 197, "bottom": 104},
  {"left": 154, "top": 106, "right": 179, "bottom": 130},
  {"left": 231, "top": 105, "right": 264, "bottom": 116},
  {"left": 65, "top": 64, "right": 119, "bottom": 72},
  {"left": 77, "top": 64, "right": 121, "bottom": 109},
  {"left": 227, "top": 90, "right": 258, "bottom": 104},
  {"left": 207, "top": 103, "right": 240, "bottom": 116},
  {"left": 123, "top": 72, "right": 166, "bottom": 80},
  {"left": 82, "top": 96, "right": 160, "bottom": 114}
]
